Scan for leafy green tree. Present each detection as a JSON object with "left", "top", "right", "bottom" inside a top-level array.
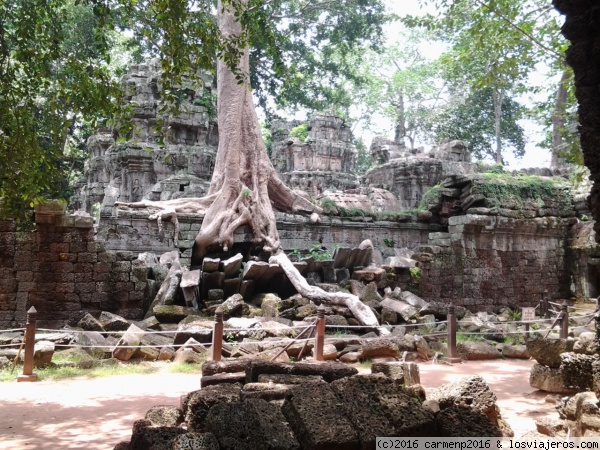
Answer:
[
  {"left": 115, "top": 0, "right": 388, "bottom": 119},
  {"left": 112, "top": 0, "right": 385, "bottom": 328},
  {"left": 0, "top": 0, "right": 118, "bottom": 219},
  {"left": 352, "top": 29, "right": 446, "bottom": 149},
  {"left": 403, "top": 0, "right": 568, "bottom": 165},
  {"left": 1, "top": 0, "right": 388, "bottom": 219},
  {"left": 434, "top": 87, "right": 526, "bottom": 162}
]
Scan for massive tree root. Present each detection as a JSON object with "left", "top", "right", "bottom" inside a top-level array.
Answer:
[{"left": 113, "top": 0, "right": 384, "bottom": 332}]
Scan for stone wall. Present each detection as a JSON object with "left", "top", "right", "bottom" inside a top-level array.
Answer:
[
  {"left": 416, "top": 215, "right": 573, "bottom": 309},
  {"left": 99, "top": 209, "right": 443, "bottom": 266},
  {"left": 0, "top": 216, "right": 150, "bottom": 329},
  {"left": 567, "top": 221, "right": 600, "bottom": 299},
  {"left": 363, "top": 142, "right": 475, "bottom": 210}
]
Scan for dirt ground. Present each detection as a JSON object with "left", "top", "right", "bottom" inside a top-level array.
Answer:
[{"left": 0, "top": 358, "right": 557, "bottom": 450}]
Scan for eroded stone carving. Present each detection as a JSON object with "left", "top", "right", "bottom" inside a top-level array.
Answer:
[{"left": 71, "top": 60, "right": 218, "bottom": 215}]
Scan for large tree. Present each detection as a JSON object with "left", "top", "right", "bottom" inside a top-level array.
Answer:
[
  {"left": 434, "top": 87, "right": 526, "bottom": 163},
  {"left": 114, "top": 0, "right": 384, "bottom": 330},
  {"left": 352, "top": 29, "right": 446, "bottom": 148},
  {"left": 404, "top": 0, "right": 569, "bottom": 165}
]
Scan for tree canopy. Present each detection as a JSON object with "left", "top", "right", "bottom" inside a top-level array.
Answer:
[
  {"left": 401, "top": 0, "right": 574, "bottom": 165},
  {"left": 0, "top": 0, "right": 389, "bottom": 219},
  {"left": 0, "top": 0, "right": 117, "bottom": 219}
]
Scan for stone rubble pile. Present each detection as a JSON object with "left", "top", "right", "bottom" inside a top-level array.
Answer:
[{"left": 113, "top": 361, "right": 513, "bottom": 449}]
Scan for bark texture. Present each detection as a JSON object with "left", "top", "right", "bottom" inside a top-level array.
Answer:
[{"left": 553, "top": 0, "right": 600, "bottom": 240}]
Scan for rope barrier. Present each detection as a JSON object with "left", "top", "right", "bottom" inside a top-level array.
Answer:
[{"left": 0, "top": 343, "right": 22, "bottom": 348}]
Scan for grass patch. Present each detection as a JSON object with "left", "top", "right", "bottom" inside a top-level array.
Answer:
[
  {"left": 325, "top": 329, "right": 350, "bottom": 337},
  {"left": 0, "top": 361, "right": 159, "bottom": 382},
  {"left": 472, "top": 173, "right": 572, "bottom": 212},
  {"left": 167, "top": 362, "right": 203, "bottom": 374},
  {"left": 456, "top": 332, "right": 486, "bottom": 343}
]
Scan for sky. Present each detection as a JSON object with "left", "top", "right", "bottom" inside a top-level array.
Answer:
[{"left": 373, "top": 0, "right": 553, "bottom": 169}]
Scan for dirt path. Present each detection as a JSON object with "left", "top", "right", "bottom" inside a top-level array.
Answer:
[{"left": 0, "top": 359, "right": 555, "bottom": 450}]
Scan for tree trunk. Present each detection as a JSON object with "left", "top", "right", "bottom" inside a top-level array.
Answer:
[
  {"left": 192, "top": 0, "right": 320, "bottom": 258},
  {"left": 492, "top": 88, "right": 504, "bottom": 165},
  {"left": 551, "top": 69, "right": 569, "bottom": 169},
  {"left": 393, "top": 89, "right": 406, "bottom": 144}
]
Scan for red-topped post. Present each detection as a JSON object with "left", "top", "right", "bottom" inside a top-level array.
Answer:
[
  {"left": 446, "top": 304, "right": 461, "bottom": 364},
  {"left": 560, "top": 300, "right": 569, "bottom": 339},
  {"left": 18, "top": 307, "right": 38, "bottom": 382},
  {"left": 314, "top": 305, "right": 326, "bottom": 361},
  {"left": 211, "top": 307, "right": 224, "bottom": 361}
]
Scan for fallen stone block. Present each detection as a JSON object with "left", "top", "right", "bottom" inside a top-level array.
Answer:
[
  {"left": 206, "top": 399, "right": 300, "bottom": 450},
  {"left": 529, "top": 363, "right": 578, "bottom": 394},
  {"left": 282, "top": 383, "right": 359, "bottom": 449},
  {"left": 201, "top": 358, "right": 253, "bottom": 376},
  {"left": 129, "top": 426, "right": 187, "bottom": 450},
  {"left": 183, "top": 384, "right": 242, "bottom": 432},
  {"left": 245, "top": 360, "right": 358, "bottom": 384},
  {"left": 361, "top": 338, "right": 400, "bottom": 360},
  {"left": 526, "top": 336, "right": 574, "bottom": 368},
  {"left": 329, "top": 375, "right": 397, "bottom": 445},
  {"left": 145, "top": 405, "right": 184, "bottom": 427},
  {"left": 99, "top": 311, "right": 130, "bottom": 331},
  {"left": 113, "top": 324, "right": 144, "bottom": 361},
  {"left": 201, "top": 372, "right": 246, "bottom": 388},
  {"left": 436, "top": 406, "right": 502, "bottom": 437}
]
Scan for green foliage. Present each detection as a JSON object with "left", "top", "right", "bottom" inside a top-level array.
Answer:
[
  {"left": 506, "top": 308, "right": 522, "bottom": 321},
  {"left": 290, "top": 243, "right": 333, "bottom": 261},
  {"left": 192, "top": 90, "right": 216, "bottom": 119},
  {"left": 338, "top": 206, "right": 376, "bottom": 220},
  {"left": 418, "top": 184, "right": 444, "bottom": 210},
  {"left": 456, "top": 332, "right": 486, "bottom": 343},
  {"left": 326, "top": 329, "right": 350, "bottom": 337},
  {"left": 0, "top": 361, "right": 157, "bottom": 382},
  {"left": 248, "top": 0, "right": 389, "bottom": 118},
  {"left": 504, "top": 334, "right": 525, "bottom": 345},
  {"left": 320, "top": 198, "right": 339, "bottom": 214},
  {"left": 309, "top": 244, "right": 332, "bottom": 261},
  {"left": 472, "top": 173, "right": 572, "bottom": 211},
  {"left": 383, "top": 237, "right": 394, "bottom": 248},
  {"left": 409, "top": 267, "right": 421, "bottom": 280},
  {"left": 260, "top": 122, "right": 273, "bottom": 155},
  {"left": 353, "top": 137, "right": 372, "bottom": 175},
  {"left": 289, "top": 124, "right": 309, "bottom": 141},
  {"left": 0, "top": 0, "right": 119, "bottom": 219},
  {"left": 402, "top": 0, "right": 568, "bottom": 164},
  {"left": 352, "top": 28, "right": 446, "bottom": 147},
  {"left": 434, "top": 87, "right": 526, "bottom": 162}
]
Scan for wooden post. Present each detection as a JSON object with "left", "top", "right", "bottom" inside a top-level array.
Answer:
[
  {"left": 540, "top": 290, "right": 548, "bottom": 317},
  {"left": 17, "top": 307, "right": 38, "bottom": 382},
  {"left": 211, "top": 307, "right": 224, "bottom": 361},
  {"left": 446, "top": 304, "right": 461, "bottom": 364},
  {"left": 560, "top": 300, "right": 569, "bottom": 339},
  {"left": 314, "top": 304, "right": 326, "bottom": 361}
]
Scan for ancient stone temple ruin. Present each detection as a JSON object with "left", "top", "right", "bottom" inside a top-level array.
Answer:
[
  {"left": 0, "top": 60, "right": 599, "bottom": 330},
  {"left": 270, "top": 112, "right": 360, "bottom": 197},
  {"left": 70, "top": 60, "right": 219, "bottom": 216}
]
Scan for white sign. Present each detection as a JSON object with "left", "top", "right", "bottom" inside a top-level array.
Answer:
[{"left": 521, "top": 307, "right": 535, "bottom": 322}]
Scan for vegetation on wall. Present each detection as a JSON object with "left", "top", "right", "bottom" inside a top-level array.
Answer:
[{"left": 472, "top": 173, "right": 572, "bottom": 211}]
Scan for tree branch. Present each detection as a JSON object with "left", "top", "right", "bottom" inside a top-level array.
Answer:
[{"left": 472, "top": 0, "right": 562, "bottom": 59}]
